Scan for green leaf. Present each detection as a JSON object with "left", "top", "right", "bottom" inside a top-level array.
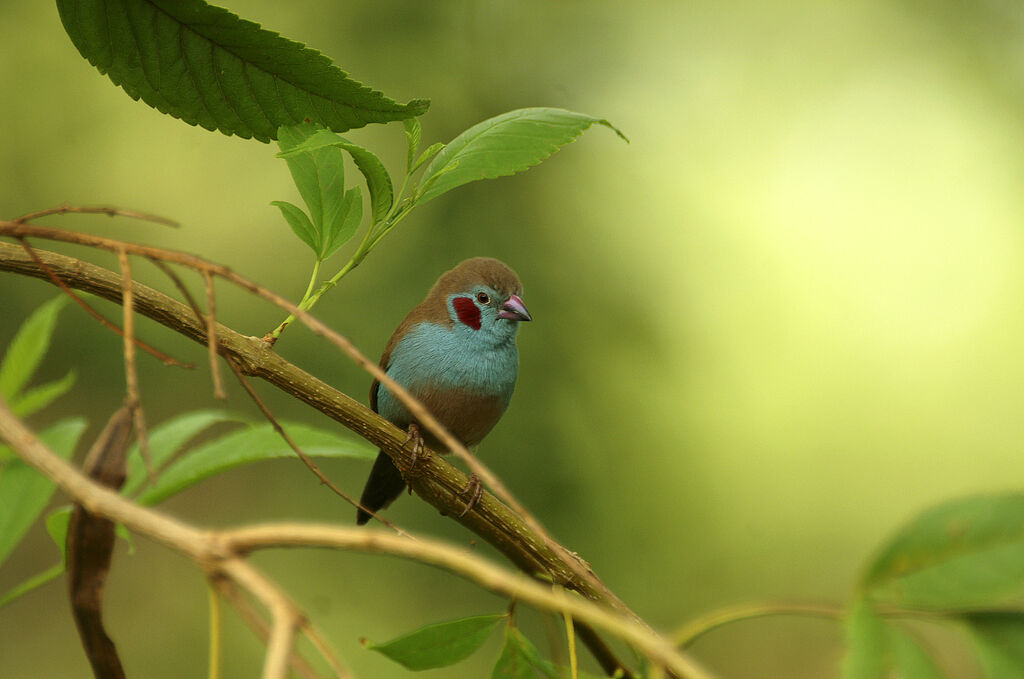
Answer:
[
  {"left": 0, "top": 418, "right": 87, "bottom": 567},
  {"left": 403, "top": 118, "right": 422, "bottom": 170},
  {"left": 411, "top": 142, "right": 445, "bottom": 174},
  {"left": 45, "top": 506, "right": 71, "bottom": 558},
  {"left": 56, "top": 0, "right": 428, "bottom": 142},
  {"left": 862, "top": 493, "right": 1024, "bottom": 608},
  {"left": 122, "top": 409, "right": 247, "bottom": 496},
  {"left": 0, "top": 295, "right": 68, "bottom": 401},
  {"left": 365, "top": 613, "right": 506, "bottom": 671},
  {"left": 321, "top": 187, "right": 362, "bottom": 259},
  {"left": 492, "top": 627, "right": 559, "bottom": 679},
  {"left": 843, "top": 600, "right": 942, "bottom": 679},
  {"left": 277, "top": 129, "right": 393, "bottom": 225},
  {"left": 136, "top": 421, "right": 375, "bottom": 505},
  {"left": 11, "top": 370, "right": 76, "bottom": 418},
  {"left": 417, "top": 107, "right": 627, "bottom": 204},
  {"left": 271, "top": 201, "right": 318, "bottom": 252},
  {"left": 964, "top": 612, "right": 1024, "bottom": 678}
]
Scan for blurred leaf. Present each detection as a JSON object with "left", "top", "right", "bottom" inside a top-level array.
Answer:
[
  {"left": 271, "top": 200, "right": 318, "bottom": 252},
  {"left": 11, "top": 370, "right": 76, "bottom": 418},
  {"left": 55, "top": 0, "right": 427, "bottom": 142},
  {"left": 46, "top": 506, "right": 71, "bottom": 558},
  {"left": 0, "top": 418, "right": 86, "bottom": 566},
  {"left": 492, "top": 626, "right": 558, "bottom": 679},
  {"left": 863, "top": 493, "right": 1024, "bottom": 608},
  {"left": 417, "top": 107, "right": 627, "bottom": 204},
  {"left": 123, "top": 410, "right": 247, "bottom": 496},
  {"left": 403, "top": 118, "right": 421, "bottom": 171},
  {"left": 365, "top": 613, "right": 506, "bottom": 671},
  {"left": 277, "top": 129, "right": 393, "bottom": 224},
  {"left": 136, "top": 421, "right": 375, "bottom": 505},
  {"left": 0, "top": 295, "right": 68, "bottom": 402},
  {"left": 963, "top": 611, "right": 1024, "bottom": 678},
  {"left": 843, "top": 600, "right": 944, "bottom": 679}
]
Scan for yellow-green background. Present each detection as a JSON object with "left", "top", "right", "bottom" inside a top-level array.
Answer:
[{"left": 3, "top": 1, "right": 1023, "bottom": 677}]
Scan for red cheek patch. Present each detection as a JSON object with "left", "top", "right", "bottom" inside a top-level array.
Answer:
[{"left": 452, "top": 296, "right": 482, "bottom": 330}]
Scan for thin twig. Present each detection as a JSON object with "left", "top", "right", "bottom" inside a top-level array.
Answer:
[
  {"left": 117, "top": 248, "right": 154, "bottom": 481},
  {"left": 223, "top": 356, "right": 413, "bottom": 538},
  {"left": 0, "top": 400, "right": 712, "bottom": 679},
  {"left": 16, "top": 238, "right": 192, "bottom": 368},
  {"left": 672, "top": 600, "right": 845, "bottom": 649},
  {"left": 203, "top": 271, "right": 227, "bottom": 399},
  {"left": 212, "top": 578, "right": 327, "bottom": 679},
  {"left": 14, "top": 205, "right": 180, "bottom": 227}
]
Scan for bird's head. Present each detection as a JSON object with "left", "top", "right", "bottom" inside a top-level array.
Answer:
[{"left": 431, "top": 257, "right": 532, "bottom": 343}]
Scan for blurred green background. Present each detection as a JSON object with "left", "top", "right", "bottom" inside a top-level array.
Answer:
[{"left": 3, "top": 1, "right": 1024, "bottom": 677}]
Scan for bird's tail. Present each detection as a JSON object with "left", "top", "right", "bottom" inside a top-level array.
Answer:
[{"left": 355, "top": 450, "right": 407, "bottom": 525}]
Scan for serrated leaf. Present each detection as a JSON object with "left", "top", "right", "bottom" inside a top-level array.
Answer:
[
  {"left": 0, "top": 418, "right": 86, "bottom": 567},
  {"left": 365, "top": 614, "right": 506, "bottom": 671},
  {"left": 10, "top": 370, "right": 76, "bottom": 418},
  {"left": 417, "top": 107, "right": 627, "bottom": 204},
  {"left": 321, "top": 187, "right": 363, "bottom": 259},
  {"left": 964, "top": 611, "right": 1024, "bottom": 678},
  {"left": 842, "top": 600, "right": 942, "bottom": 679},
  {"left": 862, "top": 493, "right": 1024, "bottom": 608},
  {"left": 0, "top": 295, "right": 68, "bottom": 401},
  {"left": 272, "top": 200, "right": 318, "bottom": 252},
  {"left": 122, "top": 410, "right": 247, "bottom": 496},
  {"left": 492, "top": 627, "right": 559, "bottom": 679},
  {"left": 136, "top": 421, "right": 375, "bottom": 505},
  {"left": 56, "top": 0, "right": 428, "bottom": 142},
  {"left": 404, "top": 118, "right": 422, "bottom": 170},
  {"left": 277, "top": 129, "right": 393, "bottom": 225}
]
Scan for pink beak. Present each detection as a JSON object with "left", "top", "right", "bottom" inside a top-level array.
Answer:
[{"left": 498, "top": 294, "right": 532, "bottom": 322}]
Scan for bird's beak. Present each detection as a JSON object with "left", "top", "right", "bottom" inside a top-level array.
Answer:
[{"left": 498, "top": 294, "right": 532, "bottom": 322}]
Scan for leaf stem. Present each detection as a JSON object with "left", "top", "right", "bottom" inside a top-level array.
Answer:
[
  {"left": 267, "top": 257, "right": 321, "bottom": 341},
  {"left": 672, "top": 601, "right": 844, "bottom": 648},
  {"left": 208, "top": 578, "right": 222, "bottom": 679}
]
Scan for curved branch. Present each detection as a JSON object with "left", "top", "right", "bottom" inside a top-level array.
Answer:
[{"left": 0, "top": 395, "right": 711, "bottom": 679}]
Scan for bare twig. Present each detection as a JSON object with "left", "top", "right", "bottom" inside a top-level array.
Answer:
[
  {"left": 14, "top": 205, "right": 180, "bottom": 227},
  {"left": 117, "top": 248, "right": 154, "bottom": 481},
  {"left": 0, "top": 398, "right": 712, "bottom": 679},
  {"left": 223, "top": 356, "right": 412, "bottom": 538},
  {"left": 16, "top": 239, "right": 192, "bottom": 368},
  {"left": 203, "top": 270, "right": 226, "bottom": 399}
]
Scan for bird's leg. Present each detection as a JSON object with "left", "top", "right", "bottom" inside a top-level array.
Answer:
[
  {"left": 402, "top": 423, "right": 424, "bottom": 494},
  {"left": 457, "top": 473, "right": 483, "bottom": 517}
]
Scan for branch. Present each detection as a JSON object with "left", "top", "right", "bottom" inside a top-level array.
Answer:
[
  {"left": 0, "top": 236, "right": 697, "bottom": 677},
  {"left": 0, "top": 396, "right": 711, "bottom": 679}
]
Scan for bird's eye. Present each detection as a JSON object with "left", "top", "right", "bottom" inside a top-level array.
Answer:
[{"left": 476, "top": 292, "right": 490, "bottom": 305}]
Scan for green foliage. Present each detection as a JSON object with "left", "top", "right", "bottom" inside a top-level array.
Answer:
[
  {"left": 55, "top": 0, "right": 427, "bottom": 142},
  {"left": 133, "top": 420, "right": 375, "bottom": 506},
  {"left": 861, "top": 493, "right": 1024, "bottom": 608},
  {"left": 843, "top": 600, "right": 942, "bottom": 679},
  {"left": 491, "top": 626, "right": 558, "bottom": 679},
  {"left": 0, "top": 418, "right": 87, "bottom": 567},
  {"left": 0, "top": 295, "right": 75, "bottom": 418},
  {"left": 364, "top": 613, "right": 507, "bottom": 671},
  {"left": 964, "top": 612, "right": 1024, "bottom": 678},
  {"left": 417, "top": 108, "right": 628, "bottom": 203}
]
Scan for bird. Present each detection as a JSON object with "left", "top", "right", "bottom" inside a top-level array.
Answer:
[{"left": 356, "top": 257, "right": 532, "bottom": 525}]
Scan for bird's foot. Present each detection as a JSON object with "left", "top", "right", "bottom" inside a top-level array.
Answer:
[
  {"left": 402, "top": 423, "right": 424, "bottom": 494},
  {"left": 457, "top": 473, "right": 483, "bottom": 517}
]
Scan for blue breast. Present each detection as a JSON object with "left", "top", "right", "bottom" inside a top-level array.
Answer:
[{"left": 376, "top": 321, "right": 519, "bottom": 423}]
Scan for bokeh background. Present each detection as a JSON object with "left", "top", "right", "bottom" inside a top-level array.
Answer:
[{"left": 3, "top": 1, "right": 1024, "bottom": 677}]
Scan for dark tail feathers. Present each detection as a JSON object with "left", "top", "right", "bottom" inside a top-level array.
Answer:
[{"left": 356, "top": 450, "right": 406, "bottom": 525}]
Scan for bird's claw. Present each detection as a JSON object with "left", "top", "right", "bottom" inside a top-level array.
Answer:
[
  {"left": 457, "top": 473, "right": 483, "bottom": 517},
  {"left": 403, "top": 423, "right": 424, "bottom": 494}
]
